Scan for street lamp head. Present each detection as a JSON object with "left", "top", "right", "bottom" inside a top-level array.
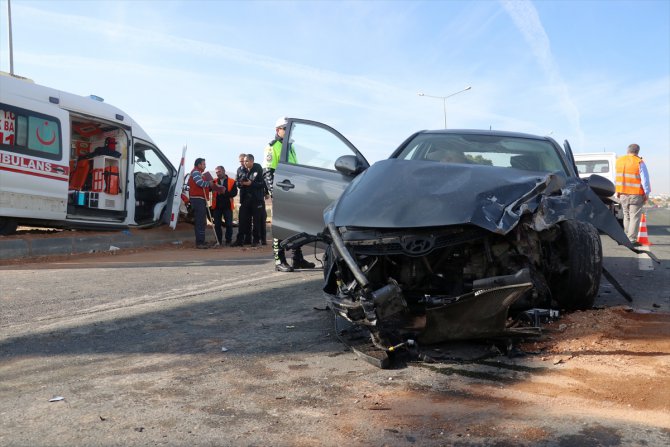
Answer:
[{"left": 418, "top": 86, "right": 471, "bottom": 128}]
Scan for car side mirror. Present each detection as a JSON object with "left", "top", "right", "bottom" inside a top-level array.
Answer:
[
  {"left": 334, "top": 155, "right": 364, "bottom": 176},
  {"left": 587, "top": 174, "right": 615, "bottom": 198}
]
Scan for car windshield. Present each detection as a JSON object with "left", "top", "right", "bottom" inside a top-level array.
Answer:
[{"left": 395, "top": 133, "right": 567, "bottom": 174}]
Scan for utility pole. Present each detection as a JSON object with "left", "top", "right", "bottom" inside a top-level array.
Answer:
[{"left": 8, "top": 0, "right": 15, "bottom": 74}]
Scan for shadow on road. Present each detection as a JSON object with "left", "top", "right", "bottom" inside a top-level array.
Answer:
[{"left": 0, "top": 277, "right": 339, "bottom": 359}]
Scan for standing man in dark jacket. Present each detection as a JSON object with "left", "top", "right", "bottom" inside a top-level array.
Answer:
[
  {"left": 211, "top": 165, "right": 238, "bottom": 246},
  {"left": 188, "top": 158, "right": 214, "bottom": 249},
  {"left": 233, "top": 154, "right": 265, "bottom": 246},
  {"left": 235, "top": 153, "right": 251, "bottom": 244},
  {"left": 235, "top": 153, "right": 247, "bottom": 186}
]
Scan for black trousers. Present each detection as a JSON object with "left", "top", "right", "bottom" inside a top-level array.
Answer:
[
  {"left": 236, "top": 200, "right": 252, "bottom": 243},
  {"left": 212, "top": 206, "right": 233, "bottom": 244},
  {"left": 250, "top": 200, "right": 264, "bottom": 244}
]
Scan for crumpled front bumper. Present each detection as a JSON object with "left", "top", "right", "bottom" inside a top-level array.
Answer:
[{"left": 325, "top": 221, "right": 535, "bottom": 343}]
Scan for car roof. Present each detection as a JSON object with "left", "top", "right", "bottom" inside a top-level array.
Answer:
[{"left": 417, "top": 129, "right": 552, "bottom": 141}]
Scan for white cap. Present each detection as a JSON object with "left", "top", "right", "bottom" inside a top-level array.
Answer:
[{"left": 275, "top": 117, "right": 287, "bottom": 129}]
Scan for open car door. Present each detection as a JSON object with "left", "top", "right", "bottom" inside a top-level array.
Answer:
[
  {"left": 563, "top": 139, "right": 579, "bottom": 176},
  {"left": 271, "top": 119, "right": 369, "bottom": 240}
]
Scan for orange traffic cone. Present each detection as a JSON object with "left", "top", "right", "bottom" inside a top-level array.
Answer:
[{"left": 637, "top": 213, "right": 652, "bottom": 246}]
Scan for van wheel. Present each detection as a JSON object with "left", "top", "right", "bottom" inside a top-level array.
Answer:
[
  {"left": 0, "top": 217, "right": 18, "bottom": 236},
  {"left": 551, "top": 220, "right": 602, "bottom": 310}
]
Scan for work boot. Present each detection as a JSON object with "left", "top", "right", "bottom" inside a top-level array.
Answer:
[
  {"left": 275, "top": 247, "right": 293, "bottom": 272},
  {"left": 293, "top": 258, "right": 315, "bottom": 269},
  {"left": 275, "top": 262, "right": 293, "bottom": 272}
]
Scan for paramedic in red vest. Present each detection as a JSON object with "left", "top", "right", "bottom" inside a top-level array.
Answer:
[
  {"left": 211, "top": 165, "right": 238, "bottom": 246},
  {"left": 188, "top": 158, "right": 214, "bottom": 249},
  {"left": 264, "top": 117, "right": 315, "bottom": 272},
  {"left": 615, "top": 144, "right": 651, "bottom": 245}
]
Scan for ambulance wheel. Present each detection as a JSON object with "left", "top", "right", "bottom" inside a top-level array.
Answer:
[{"left": 0, "top": 217, "right": 18, "bottom": 235}]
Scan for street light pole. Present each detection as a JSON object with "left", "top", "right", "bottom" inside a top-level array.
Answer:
[
  {"left": 418, "top": 86, "right": 471, "bottom": 129},
  {"left": 8, "top": 0, "right": 14, "bottom": 75}
]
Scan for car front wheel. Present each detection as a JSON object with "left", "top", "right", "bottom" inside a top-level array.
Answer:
[{"left": 551, "top": 220, "right": 602, "bottom": 310}]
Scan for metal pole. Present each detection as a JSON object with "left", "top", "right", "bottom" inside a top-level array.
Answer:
[
  {"left": 8, "top": 0, "right": 14, "bottom": 75},
  {"left": 418, "top": 86, "right": 471, "bottom": 130}
]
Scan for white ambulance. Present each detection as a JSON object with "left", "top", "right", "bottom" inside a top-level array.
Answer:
[{"left": 0, "top": 73, "right": 185, "bottom": 235}]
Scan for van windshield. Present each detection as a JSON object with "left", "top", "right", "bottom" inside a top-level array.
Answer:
[{"left": 576, "top": 160, "right": 610, "bottom": 175}]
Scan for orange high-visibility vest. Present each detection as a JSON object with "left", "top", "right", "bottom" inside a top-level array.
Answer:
[
  {"left": 210, "top": 177, "right": 236, "bottom": 210},
  {"left": 615, "top": 154, "right": 644, "bottom": 195}
]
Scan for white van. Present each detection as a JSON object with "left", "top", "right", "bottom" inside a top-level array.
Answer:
[
  {"left": 0, "top": 73, "right": 184, "bottom": 235},
  {"left": 574, "top": 152, "right": 617, "bottom": 184},
  {"left": 574, "top": 152, "right": 623, "bottom": 221}
]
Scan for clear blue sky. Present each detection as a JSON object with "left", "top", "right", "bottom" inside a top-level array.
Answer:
[{"left": 2, "top": 0, "right": 668, "bottom": 193}]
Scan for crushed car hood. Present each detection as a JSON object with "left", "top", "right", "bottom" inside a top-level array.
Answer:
[{"left": 326, "top": 159, "right": 630, "bottom": 246}]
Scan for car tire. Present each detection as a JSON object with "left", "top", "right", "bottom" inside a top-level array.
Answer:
[
  {"left": 552, "top": 220, "right": 602, "bottom": 310},
  {"left": 0, "top": 217, "right": 18, "bottom": 236}
]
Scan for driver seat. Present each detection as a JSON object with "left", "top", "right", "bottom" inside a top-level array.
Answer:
[{"left": 510, "top": 154, "right": 541, "bottom": 171}]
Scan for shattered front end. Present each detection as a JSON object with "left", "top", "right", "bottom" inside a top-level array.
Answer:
[{"left": 321, "top": 222, "right": 539, "bottom": 357}]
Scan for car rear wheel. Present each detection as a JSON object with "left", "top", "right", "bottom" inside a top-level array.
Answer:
[
  {"left": 552, "top": 220, "right": 602, "bottom": 310},
  {"left": 0, "top": 217, "right": 18, "bottom": 236}
]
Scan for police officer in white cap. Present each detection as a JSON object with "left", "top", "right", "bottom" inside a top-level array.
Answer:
[{"left": 264, "top": 117, "right": 315, "bottom": 272}]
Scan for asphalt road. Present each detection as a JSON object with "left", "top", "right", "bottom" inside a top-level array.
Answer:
[
  {"left": 598, "top": 207, "right": 670, "bottom": 310},
  {"left": 0, "top": 209, "right": 668, "bottom": 446}
]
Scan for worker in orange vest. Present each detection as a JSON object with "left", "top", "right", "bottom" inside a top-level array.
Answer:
[
  {"left": 615, "top": 144, "right": 651, "bottom": 245},
  {"left": 211, "top": 165, "right": 238, "bottom": 246}
]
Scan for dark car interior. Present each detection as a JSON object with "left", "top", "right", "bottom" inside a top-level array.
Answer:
[{"left": 510, "top": 154, "right": 541, "bottom": 171}]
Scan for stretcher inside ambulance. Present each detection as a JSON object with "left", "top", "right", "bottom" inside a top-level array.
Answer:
[{"left": 0, "top": 73, "right": 183, "bottom": 235}]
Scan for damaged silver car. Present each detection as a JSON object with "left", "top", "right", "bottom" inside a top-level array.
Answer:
[{"left": 271, "top": 120, "right": 643, "bottom": 366}]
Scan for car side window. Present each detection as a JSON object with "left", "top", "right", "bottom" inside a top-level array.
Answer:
[{"left": 287, "top": 123, "right": 355, "bottom": 170}]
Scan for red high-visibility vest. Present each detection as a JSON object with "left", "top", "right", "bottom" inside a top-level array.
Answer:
[
  {"left": 188, "top": 168, "right": 208, "bottom": 199},
  {"left": 615, "top": 154, "right": 644, "bottom": 195}
]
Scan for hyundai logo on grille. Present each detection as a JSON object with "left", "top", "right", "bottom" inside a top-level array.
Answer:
[{"left": 400, "top": 235, "right": 434, "bottom": 255}]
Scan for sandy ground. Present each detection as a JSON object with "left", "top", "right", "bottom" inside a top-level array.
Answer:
[{"left": 1, "top": 219, "right": 669, "bottom": 446}]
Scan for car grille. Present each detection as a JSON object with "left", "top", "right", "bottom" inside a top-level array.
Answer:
[{"left": 342, "top": 226, "right": 488, "bottom": 256}]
